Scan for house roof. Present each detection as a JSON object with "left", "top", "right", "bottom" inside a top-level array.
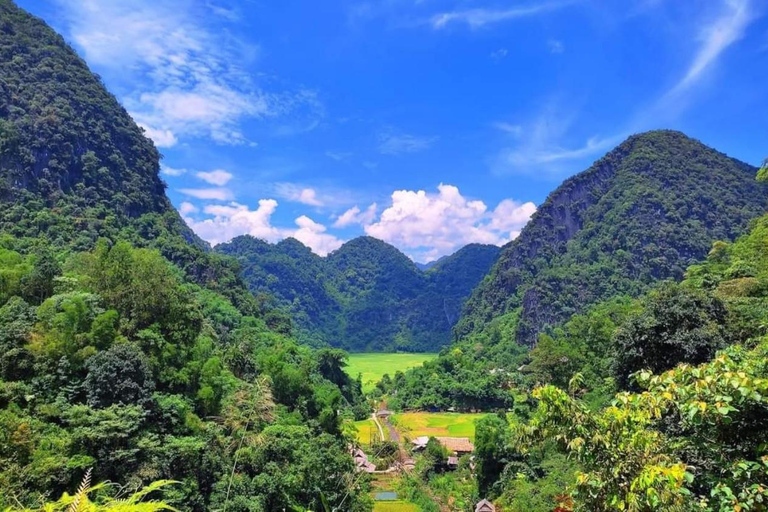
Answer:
[
  {"left": 447, "top": 456, "right": 459, "bottom": 466},
  {"left": 475, "top": 499, "right": 495, "bottom": 512}
]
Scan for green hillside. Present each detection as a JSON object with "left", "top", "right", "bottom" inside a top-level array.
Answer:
[{"left": 217, "top": 236, "right": 500, "bottom": 351}]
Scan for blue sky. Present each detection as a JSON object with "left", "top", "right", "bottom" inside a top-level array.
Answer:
[{"left": 19, "top": 0, "right": 768, "bottom": 262}]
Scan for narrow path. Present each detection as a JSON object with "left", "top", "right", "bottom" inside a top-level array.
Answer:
[
  {"left": 381, "top": 414, "right": 400, "bottom": 442},
  {"left": 371, "top": 412, "right": 385, "bottom": 442}
]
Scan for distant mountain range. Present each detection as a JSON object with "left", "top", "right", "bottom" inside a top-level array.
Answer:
[{"left": 217, "top": 236, "right": 500, "bottom": 351}]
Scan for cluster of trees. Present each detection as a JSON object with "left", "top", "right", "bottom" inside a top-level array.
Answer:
[
  {"left": 0, "top": 238, "right": 371, "bottom": 510},
  {"left": 218, "top": 235, "right": 500, "bottom": 352},
  {"left": 465, "top": 205, "right": 768, "bottom": 511}
]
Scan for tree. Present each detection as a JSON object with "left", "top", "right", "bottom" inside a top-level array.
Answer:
[
  {"left": 612, "top": 283, "right": 729, "bottom": 389},
  {"left": 84, "top": 343, "right": 155, "bottom": 408}
]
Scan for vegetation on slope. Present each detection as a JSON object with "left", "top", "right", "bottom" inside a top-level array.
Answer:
[
  {"left": 458, "top": 130, "right": 767, "bottom": 348},
  {"left": 218, "top": 236, "right": 500, "bottom": 351},
  {"left": 386, "top": 131, "right": 768, "bottom": 410},
  {"left": 468, "top": 203, "right": 768, "bottom": 511},
  {"left": 0, "top": 2, "right": 370, "bottom": 509}
]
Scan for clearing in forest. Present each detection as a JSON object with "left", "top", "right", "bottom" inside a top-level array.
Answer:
[
  {"left": 346, "top": 353, "right": 436, "bottom": 392},
  {"left": 390, "top": 412, "right": 490, "bottom": 441}
]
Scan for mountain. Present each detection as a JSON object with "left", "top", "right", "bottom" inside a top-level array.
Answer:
[
  {"left": 0, "top": 3, "right": 370, "bottom": 509},
  {"left": 456, "top": 130, "right": 768, "bottom": 347},
  {"left": 217, "top": 236, "right": 500, "bottom": 351},
  {"left": 0, "top": 0, "right": 260, "bottom": 314}
]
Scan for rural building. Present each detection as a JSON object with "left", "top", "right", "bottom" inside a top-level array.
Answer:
[
  {"left": 475, "top": 499, "right": 496, "bottom": 512},
  {"left": 349, "top": 445, "right": 376, "bottom": 473},
  {"left": 411, "top": 436, "right": 475, "bottom": 459}
]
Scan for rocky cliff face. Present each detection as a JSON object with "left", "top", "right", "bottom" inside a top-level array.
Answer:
[{"left": 457, "top": 130, "right": 767, "bottom": 347}]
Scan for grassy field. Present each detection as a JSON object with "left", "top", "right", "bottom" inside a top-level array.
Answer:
[
  {"left": 353, "top": 417, "right": 380, "bottom": 445},
  {"left": 346, "top": 353, "right": 436, "bottom": 392},
  {"left": 391, "top": 412, "right": 490, "bottom": 441}
]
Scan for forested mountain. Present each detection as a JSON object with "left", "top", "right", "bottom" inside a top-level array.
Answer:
[
  {"left": 385, "top": 132, "right": 768, "bottom": 411},
  {"left": 457, "top": 130, "right": 767, "bottom": 347},
  {"left": 0, "top": 2, "right": 371, "bottom": 510},
  {"left": 0, "top": 0, "right": 266, "bottom": 317},
  {"left": 217, "top": 235, "right": 500, "bottom": 351}
]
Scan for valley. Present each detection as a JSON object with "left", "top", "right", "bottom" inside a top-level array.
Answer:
[{"left": 1, "top": 1, "right": 767, "bottom": 511}]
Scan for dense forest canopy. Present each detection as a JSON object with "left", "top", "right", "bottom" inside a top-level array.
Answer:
[
  {"left": 1, "top": 0, "right": 767, "bottom": 510},
  {"left": 217, "top": 235, "right": 500, "bottom": 351},
  {"left": 0, "top": 2, "right": 370, "bottom": 509}
]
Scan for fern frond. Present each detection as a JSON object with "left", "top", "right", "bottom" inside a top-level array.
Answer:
[{"left": 67, "top": 468, "right": 92, "bottom": 512}]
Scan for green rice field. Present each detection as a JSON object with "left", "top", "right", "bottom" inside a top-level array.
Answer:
[
  {"left": 390, "top": 412, "right": 490, "bottom": 441},
  {"left": 345, "top": 353, "right": 436, "bottom": 392}
]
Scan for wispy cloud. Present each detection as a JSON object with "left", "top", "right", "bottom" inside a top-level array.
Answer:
[
  {"left": 490, "top": 48, "right": 509, "bottom": 60},
  {"left": 490, "top": 99, "right": 623, "bottom": 177},
  {"left": 325, "top": 150, "right": 353, "bottom": 161},
  {"left": 431, "top": 2, "right": 574, "bottom": 29},
  {"left": 53, "top": 0, "right": 323, "bottom": 147},
  {"left": 273, "top": 183, "right": 360, "bottom": 208},
  {"left": 178, "top": 187, "right": 234, "bottom": 201},
  {"left": 333, "top": 204, "right": 378, "bottom": 228},
  {"left": 161, "top": 164, "right": 187, "bottom": 177},
  {"left": 668, "top": 0, "right": 753, "bottom": 95},
  {"left": 378, "top": 132, "right": 438, "bottom": 155},
  {"left": 547, "top": 39, "right": 565, "bottom": 54}
]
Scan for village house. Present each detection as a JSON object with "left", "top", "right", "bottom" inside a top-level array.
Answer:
[{"left": 475, "top": 499, "right": 496, "bottom": 512}]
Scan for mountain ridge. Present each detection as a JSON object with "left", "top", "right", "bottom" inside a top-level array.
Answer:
[{"left": 217, "top": 234, "right": 501, "bottom": 351}]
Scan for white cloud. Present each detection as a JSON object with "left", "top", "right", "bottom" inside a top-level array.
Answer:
[
  {"left": 669, "top": 0, "right": 753, "bottom": 95},
  {"left": 364, "top": 184, "right": 535, "bottom": 261},
  {"left": 178, "top": 201, "right": 199, "bottom": 215},
  {"left": 140, "top": 124, "right": 178, "bottom": 148},
  {"left": 292, "top": 216, "right": 344, "bottom": 256},
  {"left": 274, "top": 183, "right": 360, "bottom": 208},
  {"left": 491, "top": 100, "right": 623, "bottom": 176},
  {"left": 183, "top": 199, "right": 281, "bottom": 246},
  {"left": 181, "top": 199, "right": 343, "bottom": 255},
  {"left": 490, "top": 48, "right": 509, "bottom": 60},
  {"left": 333, "top": 204, "right": 378, "bottom": 228},
  {"left": 161, "top": 164, "right": 187, "bottom": 176},
  {"left": 431, "top": 2, "right": 573, "bottom": 29},
  {"left": 547, "top": 39, "right": 565, "bottom": 54},
  {"left": 196, "top": 169, "right": 234, "bottom": 186},
  {"left": 493, "top": 122, "right": 523, "bottom": 136},
  {"left": 274, "top": 184, "right": 325, "bottom": 206},
  {"left": 178, "top": 187, "right": 234, "bottom": 201},
  {"left": 54, "top": 0, "right": 322, "bottom": 146},
  {"left": 378, "top": 132, "right": 438, "bottom": 155},
  {"left": 325, "top": 151, "right": 353, "bottom": 161}
]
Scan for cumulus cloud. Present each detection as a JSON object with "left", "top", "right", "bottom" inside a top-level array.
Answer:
[
  {"left": 333, "top": 204, "right": 378, "bottom": 228},
  {"left": 181, "top": 199, "right": 342, "bottom": 255},
  {"left": 364, "top": 184, "right": 535, "bottom": 261},
  {"left": 183, "top": 200, "right": 281, "bottom": 246},
  {"left": 196, "top": 169, "right": 234, "bottom": 186},
  {"left": 292, "top": 216, "right": 344, "bottom": 255},
  {"left": 178, "top": 187, "right": 234, "bottom": 201}
]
